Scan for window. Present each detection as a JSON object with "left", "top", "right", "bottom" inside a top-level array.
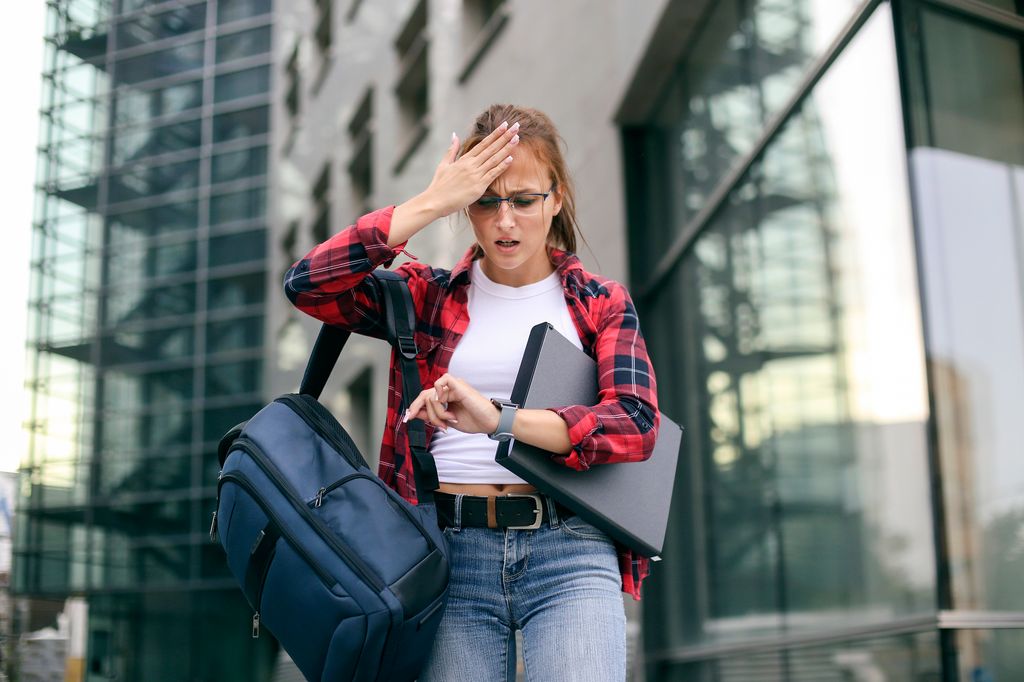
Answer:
[
  {"left": 216, "top": 25, "right": 272, "bottom": 64},
  {"left": 214, "top": 65, "right": 270, "bottom": 103},
  {"left": 393, "top": 0, "right": 429, "bottom": 173},
  {"left": 217, "top": 0, "right": 272, "bottom": 25},
  {"left": 311, "top": 163, "right": 331, "bottom": 244},
  {"left": 315, "top": 0, "right": 333, "bottom": 58},
  {"left": 285, "top": 41, "right": 301, "bottom": 120},
  {"left": 459, "top": 0, "right": 508, "bottom": 83},
  {"left": 347, "top": 88, "right": 373, "bottom": 215}
]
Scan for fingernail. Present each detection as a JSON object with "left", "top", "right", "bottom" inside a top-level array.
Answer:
[
  {"left": 510, "top": 134, "right": 519, "bottom": 146},
  {"left": 447, "top": 419, "right": 458, "bottom": 424},
  {"left": 402, "top": 410, "right": 409, "bottom": 423},
  {"left": 500, "top": 120, "right": 508, "bottom": 130},
  {"left": 510, "top": 121, "right": 520, "bottom": 132},
  {"left": 433, "top": 390, "right": 439, "bottom": 401},
  {"left": 451, "top": 131, "right": 457, "bottom": 144},
  {"left": 505, "top": 156, "right": 513, "bottom": 163}
]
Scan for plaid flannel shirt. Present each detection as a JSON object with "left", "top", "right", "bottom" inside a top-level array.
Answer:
[{"left": 283, "top": 206, "right": 660, "bottom": 600}]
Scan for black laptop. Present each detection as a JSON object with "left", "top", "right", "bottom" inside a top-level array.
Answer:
[{"left": 495, "top": 323, "right": 683, "bottom": 557}]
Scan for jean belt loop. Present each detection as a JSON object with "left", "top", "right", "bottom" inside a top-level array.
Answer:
[
  {"left": 453, "top": 493, "right": 464, "bottom": 531},
  {"left": 544, "top": 495, "right": 560, "bottom": 528}
]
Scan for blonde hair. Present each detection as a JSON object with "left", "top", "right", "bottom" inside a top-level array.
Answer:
[{"left": 461, "top": 104, "right": 585, "bottom": 259}]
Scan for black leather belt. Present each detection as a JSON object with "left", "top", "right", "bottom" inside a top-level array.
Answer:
[{"left": 434, "top": 491, "right": 574, "bottom": 530}]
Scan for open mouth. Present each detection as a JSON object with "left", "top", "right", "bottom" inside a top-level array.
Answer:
[{"left": 495, "top": 240, "right": 519, "bottom": 249}]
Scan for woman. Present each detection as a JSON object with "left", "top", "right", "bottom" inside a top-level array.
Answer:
[{"left": 284, "top": 104, "right": 659, "bottom": 681}]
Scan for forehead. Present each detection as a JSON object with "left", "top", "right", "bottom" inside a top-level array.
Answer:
[{"left": 487, "top": 145, "right": 551, "bottom": 194}]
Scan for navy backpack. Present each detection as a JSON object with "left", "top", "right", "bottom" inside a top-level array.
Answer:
[{"left": 212, "top": 271, "right": 449, "bottom": 681}]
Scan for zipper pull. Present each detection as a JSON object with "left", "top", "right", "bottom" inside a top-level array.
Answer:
[
  {"left": 252, "top": 612, "right": 260, "bottom": 639},
  {"left": 314, "top": 487, "right": 326, "bottom": 508},
  {"left": 209, "top": 511, "right": 218, "bottom": 542}
]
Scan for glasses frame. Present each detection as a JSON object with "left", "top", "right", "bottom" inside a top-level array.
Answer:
[{"left": 467, "top": 183, "right": 557, "bottom": 218}]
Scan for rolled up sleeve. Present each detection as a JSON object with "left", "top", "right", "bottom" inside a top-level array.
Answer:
[{"left": 546, "top": 283, "right": 659, "bottom": 471}]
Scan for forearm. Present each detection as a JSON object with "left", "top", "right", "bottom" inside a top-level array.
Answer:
[
  {"left": 510, "top": 408, "right": 572, "bottom": 455},
  {"left": 388, "top": 192, "right": 444, "bottom": 248}
]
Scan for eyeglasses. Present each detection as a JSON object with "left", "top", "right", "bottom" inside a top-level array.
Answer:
[{"left": 467, "top": 184, "right": 556, "bottom": 218}]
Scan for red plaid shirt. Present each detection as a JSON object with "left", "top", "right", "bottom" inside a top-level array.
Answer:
[{"left": 284, "top": 206, "right": 660, "bottom": 600}]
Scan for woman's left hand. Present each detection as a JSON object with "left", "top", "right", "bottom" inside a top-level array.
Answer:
[{"left": 404, "top": 373, "right": 500, "bottom": 435}]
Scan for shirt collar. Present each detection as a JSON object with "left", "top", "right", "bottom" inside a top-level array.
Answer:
[{"left": 450, "top": 245, "right": 585, "bottom": 290}]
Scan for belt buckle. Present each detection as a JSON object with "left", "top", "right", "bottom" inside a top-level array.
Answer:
[{"left": 505, "top": 493, "right": 543, "bottom": 530}]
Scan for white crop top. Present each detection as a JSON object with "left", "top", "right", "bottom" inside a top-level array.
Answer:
[{"left": 431, "top": 260, "right": 585, "bottom": 484}]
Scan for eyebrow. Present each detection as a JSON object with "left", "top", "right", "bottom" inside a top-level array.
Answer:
[{"left": 483, "top": 187, "right": 544, "bottom": 195}]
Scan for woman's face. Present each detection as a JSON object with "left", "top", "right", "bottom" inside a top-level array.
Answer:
[{"left": 468, "top": 144, "right": 562, "bottom": 287}]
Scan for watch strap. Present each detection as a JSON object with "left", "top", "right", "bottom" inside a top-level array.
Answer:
[{"left": 488, "top": 399, "right": 518, "bottom": 442}]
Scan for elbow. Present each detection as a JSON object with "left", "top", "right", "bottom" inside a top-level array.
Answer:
[{"left": 282, "top": 260, "right": 310, "bottom": 306}]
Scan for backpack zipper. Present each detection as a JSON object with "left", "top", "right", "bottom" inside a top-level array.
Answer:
[
  {"left": 231, "top": 437, "right": 386, "bottom": 593},
  {"left": 217, "top": 471, "right": 337, "bottom": 590}
]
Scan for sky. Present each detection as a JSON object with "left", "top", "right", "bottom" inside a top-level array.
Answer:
[{"left": 0, "top": 5, "right": 46, "bottom": 473}]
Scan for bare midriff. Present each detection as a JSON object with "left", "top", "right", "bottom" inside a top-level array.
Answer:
[{"left": 437, "top": 482, "right": 538, "bottom": 496}]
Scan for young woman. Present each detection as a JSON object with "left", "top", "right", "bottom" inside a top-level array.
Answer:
[{"left": 284, "top": 104, "right": 659, "bottom": 681}]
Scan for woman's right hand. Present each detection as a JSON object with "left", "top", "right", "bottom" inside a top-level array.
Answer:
[
  {"left": 424, "top": 120, "right": 520, "bottom": 217},
  {"left": 388, "top": 121, "right": 520, "bottom": 248}
]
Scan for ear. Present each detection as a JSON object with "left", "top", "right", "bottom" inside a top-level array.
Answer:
[{"left": 551, "top": 185, "right": 563, "bottom": 217}]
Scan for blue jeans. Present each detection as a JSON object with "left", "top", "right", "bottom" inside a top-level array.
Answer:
[{"left": 419, "top": 496, "right": 626, "bottom": 681}]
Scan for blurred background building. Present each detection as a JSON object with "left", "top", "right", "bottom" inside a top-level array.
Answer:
[{"left": 12, "top": 0, "right": 1024, "bottom": 680}]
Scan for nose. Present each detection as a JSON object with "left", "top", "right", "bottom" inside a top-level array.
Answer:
[{"left": 495, "top": 200, "right": 515, "bottom": 228}]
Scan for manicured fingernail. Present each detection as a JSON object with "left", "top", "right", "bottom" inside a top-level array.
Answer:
[
  {"left": 505, "top": 156, "right": 513, "bottom": 163},
  {"left": 447, "top": 419, "right": 458, "bottom": 424},
  {"left": 510, "top": 121, "right": 520, "bottom": 132},
  {"left": 500, "top": 120, "right": 508, "bottom": 130},
  {"left": 510, "top": 134, "right": 519, "bottom": 146},
  {"left": 433, "top": 390, "right": 439, "bottom": 401},
  {"left": 402, "top": 410, "right": 409, "bottom": 423},
  {"left": 451, "top": 131, "right": 457, "bottom": 144}
]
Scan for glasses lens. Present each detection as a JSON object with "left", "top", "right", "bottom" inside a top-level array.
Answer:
[{"left": 469, "top": 196, "right": 501, "bottom": 216}]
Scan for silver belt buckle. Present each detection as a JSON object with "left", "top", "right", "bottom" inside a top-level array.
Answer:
[{"left": 505, "top": 493, "right": 544, "bottom": 530}]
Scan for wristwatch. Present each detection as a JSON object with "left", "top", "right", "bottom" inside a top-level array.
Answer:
[{"left": 487, "top": 398, "right": 519, "bottom": 442}]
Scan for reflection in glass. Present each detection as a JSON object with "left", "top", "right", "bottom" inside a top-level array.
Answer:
[
  {"left": 632, "top": 0, "right": 864, "bottom": 274},
  {"left": 900, "top": 4, "right": 1024, "bottom": 614},
  {"left": 640, "top": 6, "right": 935, "bottom": 654},
  {"left": 660, "top": 631, "right": 940, "bottom": 681}
]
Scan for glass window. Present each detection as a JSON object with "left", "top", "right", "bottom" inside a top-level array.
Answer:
[
  {"left": 212, "top": 105, "right": 269, "bottom": 142},
  {"left": 212, "top": 146, "right": 267, "bottom": 183},
  {"left": 205, "top": 359, "right": 261, "bottom": 397},
  {"left": 207, "top": 273, "right": 265, "bottom": 310},
  {"left": 214, "top": 65, "right": 270, "bottom": 103},
  {"left": 209, "top": 229, "right": 266, "bottom": 268},
  {"left": 210, "top": 187, "right": 265, "bottom": 225},
  {"left": 111, "top": 118, "right": 202, "bottom": 165},
  {"left": 109, "top": 199, "right": 199, "bottom": 240},
  {"left": 114, "top": 40, "right": 205, "bottom": 85},
  {"left": 105, "top": 282, "right": 196, "bottom": 325},
  {"left": 217, "top": 0, "right": 272, "bottom": 24},
  {"left": 108, "top": 159, "right": 199, "bottom": 204},
  {"left": 638, "top": 6, "right": 936, "bottom": 652},
  {"left": 113, "top": 80, "right": 202, "bottom": 128},
  {"left": 206, "top": 316, "right": 264, "bottom": 355},
  {"left": 116, "top": 3, "right": 206, "bottom": 49},
  {"left": 216, "top": 25, "right": 271, "bottom": 63},
  {"left": 899, "top": 2, "right": 1024, "bottom": 613},
  {"left": 632, "top": 0, "right": 864, "bottom": 271},
  {"left": 660, "top": 631, "right": 940, "bottom": 681}
]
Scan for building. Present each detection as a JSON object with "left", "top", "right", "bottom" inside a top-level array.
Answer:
[
  {"left": 15, "top": 0, "right": 279, "bottom": 679},
  {"left": 16, "top": 0, "right": 1024, "bottom": 680}
]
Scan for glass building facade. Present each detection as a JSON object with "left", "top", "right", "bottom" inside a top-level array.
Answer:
[
  {"left": 627, "top": 0, "right": 1024, "bottom": 679},
  {"left": 15, "top": 0, "right": 277, "bottom": 678}
]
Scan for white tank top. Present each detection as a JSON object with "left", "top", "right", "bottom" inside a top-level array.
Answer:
[{"left": 431, "top": 260, "right": 585, "bottom": 483}]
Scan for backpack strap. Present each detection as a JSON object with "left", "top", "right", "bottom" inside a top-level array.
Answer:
[
  {"left": 297, "top": 271, "right": 439, "bottom": 505},
  {"left": 376, "top": 271, "right": 439, "bottom": 505}
]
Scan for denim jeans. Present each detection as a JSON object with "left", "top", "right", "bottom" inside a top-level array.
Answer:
[{"left": 419, "top": 495, "right": 626, "bottom": 681}]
